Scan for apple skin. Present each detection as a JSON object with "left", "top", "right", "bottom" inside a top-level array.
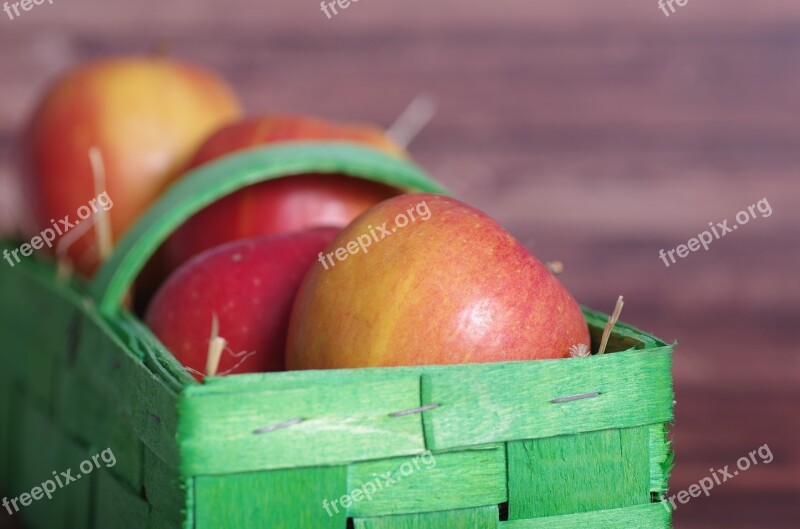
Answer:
[
  {"left": 146, "top": 227, "right": 339, "bottom": 380},
  {"left": 286, "top": 194, "right": 590, "bottom": 369},
  {"left": 187, "top": 115, "right": 404, "bottom": 167},
  {"left": 22, "top": 57, "right": 242, "bottom": 276},
  {"left": 160, "top": 115, "right": 403, "bottom": 272}
]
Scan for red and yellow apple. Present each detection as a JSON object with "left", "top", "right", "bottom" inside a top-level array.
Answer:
[
  {"left": 146, "top": 227, "right": 339, "bottom": 380},
  {"left": 286, "top": 194, "right": 590, "bottom": 369},
  {"left": 160, "top": 115, "right": 404, "bottom": 273},
  {"left": 22, "top": 56, "right": 242, "bottom": 276}
]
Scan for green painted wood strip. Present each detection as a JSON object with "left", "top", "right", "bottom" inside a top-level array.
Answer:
[
  {"left": 0, "top": 264, "right": 24, "bottom": 385},
  {"left": 56, "top": 371, "right": 121, "bottom": 462},
  {"left": 14, "top": 400, "right": 63, "bottom": 528},
  {"left": 507, "top": 427, "right": 650, "bottom": 520},
  {"left": 89, "top": 143, "right": 448, "bottom": 315},
  {"left": 93, "top": 469, "right": 149, "bottom": 529},
  {"left": 10, "top": 400, "right": 92, "bottom": 529},
  {"left": 59, "top": 458, "right": 93, "bottom": 529},
  {"left": 5, "top": 385, "right": 25, "bottom": 497},
  {"left": 620, "top": 426, "right": 652, "bottom": 502},
  {"left": 347, "top": 445, "right": 506, "bottom": 517},
  {"left": 146, "top": 510, "right": 182, "bottom": 529},
  {"left": 91, "top": 313, "right": 179, "bottom": 469},
  {"left": 103, "top": 402, "right": 145, "bottom": 494},
  {"left": 0, "top": 261, "right": 86, "bottom": 409},
  {"left": 54, "top": 306, "right": 181, "bottom": 481},
  {"left": 354, "top": 504, "right": 499, "bottom": 529},
  {"left": 499, "top": 502, "right": 670, "bottom": 528},
  {"left": 649, "top": 423, "right": 673, "bottom": 495},
  {"left": 16, "top": 400, "right": 57, "bottom": 520},
  {"left": 144, "top": 448, "right": 184, "bottom": 529},
  {"left": 50, "top": 392, "right": 145, "bottom": 499},
  {"left": 118, "top": 312, "right": 197, "bottom": 391},
  {"left": 0, "top": 245, "right": 88, "bottom": 390},
  {"left": 0, "top": 269, "right": 178, "bottom": 523},
  {"left": 61, "top": 315, "right": 148, "bottom": 493},
  {"left": 0, "top": 369, "right": 10, "bottom": 486},
  {"left": 48, "top": 433, "right": 93, "bottom": 529},
  {"left": 194, "top": 465, "right": 347, "bottom": 529},
  {"left": 196, "top": 306, "right": 666, "bottom": 395},
  {"left": 22, "top": 295, "right": 78, "bottom": 410},
  {"left": 55, "top": 311, "right": 138, "bottom": 451},
  {"left": 583, "top": 309, "right": 666, "bottom": 352},
  {"left": 183, "top": 474, "right": 195, "bottom": 529},
  {"left": 200, "top": 367, "right": 420, "bottom": 395},
  {"left": 177, "top": 346, "right": 671, "bottom": 474},
  {"left": 421, "top": 347, "right": 673, "bottom": 450},
  {"left": 124, "top": 345, "right": 181, "bottom": 472},
  {"left": 43, "top": 302, "right": 144, "bottom": 491},
  {"left": 178, "top": 376, "right": 425, "bottom": 475}
]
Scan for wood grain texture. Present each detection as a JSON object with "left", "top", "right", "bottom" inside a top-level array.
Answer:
[
  {"left": 178, "top": 375, "right": 425, "bottom": 475},
  {"left": 421, "top": 348, "right": 673, "bottom": 450},
  {"left": 507, "top": 427, "right": 651, "bottom": 519},
  {"left": 11, "top": 400, "right": 94, "bottom": 529},
  {"left": 347, "top": 445, "right": 506, "bottom": 517},
  {"left": 649, "top": 423, "right": 673, "bottom": 495},
  {"left": 194, "top": 465, "right": 347, "bottom": 529},
  {"left": 0, "top": 372, "right": 9, "bottom": 488},
  {"left": 500, "top": 503, "right": 671, "bottom": 529},
  {"left": 354, "top": 504, "right": 500, "bottom": 529},
  {"left": 143, "top": 449, "right": 184, "bottom": 529},
  {"left": 93, "top": 469, "right": 149, "bottom": 529},
  {"left": 0, "top": 255, "right": 79, "bottom": 408},
  {"left": 56, "top": 310, "right": 179, "bottom": 486}
]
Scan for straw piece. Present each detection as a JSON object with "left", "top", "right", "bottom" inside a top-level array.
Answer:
[
  {"left": 387, "top": 94, "right": 437, "bottom": 148},
  {"left": 205, "top": 315, "right": 227, "bottom": 378},
  {"left": 55, "top": 259, "right": 74, "bottom": 284},
  {"left": 598, "top": 295, "right": 625, "bottom": 355},
  {"left": 88, "top": 146, "right": 113, "bottom": 262}
]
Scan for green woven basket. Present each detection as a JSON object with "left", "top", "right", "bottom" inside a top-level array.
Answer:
[{"left": 0, "top": 143, "right": 674, "bottom": 529}]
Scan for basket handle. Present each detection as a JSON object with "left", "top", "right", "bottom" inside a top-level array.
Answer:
[{"left": 89, "top": 142, "right": 448, "bottom": 315}]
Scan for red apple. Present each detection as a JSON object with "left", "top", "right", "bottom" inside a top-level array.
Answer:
[
  {"left": 146, "top": 227, "right": 339, "bottom": 380},
  {"left": 160, "top": 115, "right": 404, "bottom": 274},
  {"left": 188, "top": 114, "right": 404, "bottom": 167},
  {"left": 286, "top": 194, "right": 590, "bottom": 369},
  {"left": 22, "top": 56, "right": 242, "bottom": 276}
]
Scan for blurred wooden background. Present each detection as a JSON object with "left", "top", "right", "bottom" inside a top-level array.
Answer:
[{"left": 1, "top": 1, "right": 798, "bottom": 527}]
